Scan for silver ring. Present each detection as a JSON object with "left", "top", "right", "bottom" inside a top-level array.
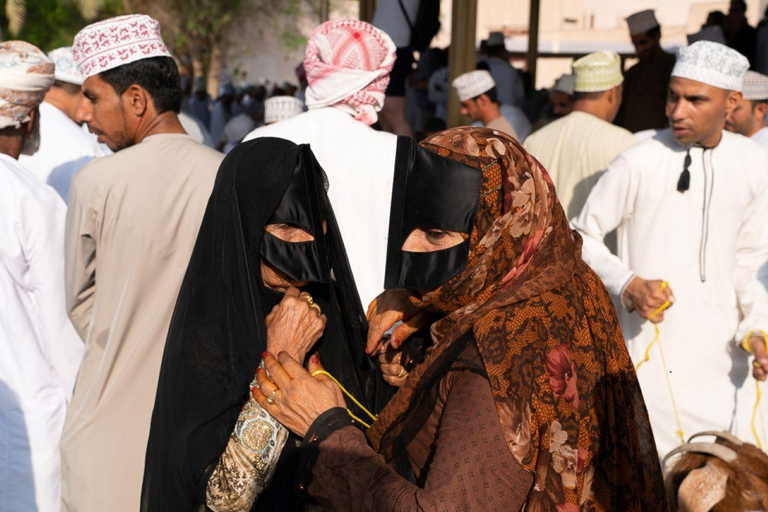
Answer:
[{"left": 266, "top": 389, "right": 277, "bottom": 404}]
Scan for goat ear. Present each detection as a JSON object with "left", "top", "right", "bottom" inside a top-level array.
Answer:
[{"left": 677, "top": 462, "right": 728, "bottom": 512}]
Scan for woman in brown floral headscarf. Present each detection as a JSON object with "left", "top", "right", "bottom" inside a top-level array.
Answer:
[{"left": 253, "top": 126, "right": 668, "bottom": 511}]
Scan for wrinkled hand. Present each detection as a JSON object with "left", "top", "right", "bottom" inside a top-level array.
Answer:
[
  {"left": 252, "top": 352, "right": 345, "bottom": 437},
  {"left": 378, "top": 340, "right": 409, "bottom": 387},
  {"left": 750, "top": 336, "right": 768, "bottom": 381},
  {"left": 623, "top": 277, "right": 675, "bottom": 324},
  {"left": 366, "top": 289, "right": 432, "bottom": 354},
  {"left": 266, "top": 287, "right": 327, "bottom": 364}
]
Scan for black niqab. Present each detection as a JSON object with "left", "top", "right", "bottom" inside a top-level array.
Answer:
[{"left": 141, "top": 137, "right": 383, "bottom": 511}]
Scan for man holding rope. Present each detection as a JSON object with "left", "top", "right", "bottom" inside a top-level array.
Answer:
[{"left": 573, "top": 41, "right": 768, "bottom": 457}]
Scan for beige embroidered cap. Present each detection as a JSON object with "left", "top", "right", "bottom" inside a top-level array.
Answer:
[{"left": 572, "top": 51, "right": 623, "bottom": 93}]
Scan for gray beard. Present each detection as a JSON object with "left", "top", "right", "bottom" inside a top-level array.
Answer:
[{"left": 20, "top": 119, "right": 41, "bottom": 156}]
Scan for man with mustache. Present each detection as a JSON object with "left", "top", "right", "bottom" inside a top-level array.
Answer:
[
  {"left": 725, "top": 70, "right": 768, "bottom": 148},
  {"left": 61, "top": 14, "right": 222, "bottom": 512},
  {"left": 573, "top": 41, "right": 768, "bottom": 457}
]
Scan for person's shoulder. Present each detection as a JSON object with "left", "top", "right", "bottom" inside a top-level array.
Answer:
[
  {"left": 526, "top": 115, "right": 567, "bottom": 142},
  {"left": 0, "top": 155, "right": 62, "bottom": 206},
  {"left": 722, "top": 130, "right": 768, "bottom": 166},
  {"left": 618, "top": 128, "right": 675, "bottom": 161}
]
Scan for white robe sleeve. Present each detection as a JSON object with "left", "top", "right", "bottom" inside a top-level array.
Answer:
[
  {"left": 571, "top": 154, "right": 637, "bottom": 298},
  {"left": 65, "top": 174, "right": 98, "bottom": 341},
  {"left": 21, "top": 188, "right": 84, "bottom": 398},
  {"left": 733, "top": 171, "right": 768, "bottom": 344}
]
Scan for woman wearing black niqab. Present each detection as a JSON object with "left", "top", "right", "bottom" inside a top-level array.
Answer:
[{"left": 140, "top": 137, "right": 383, "bottom": 511}]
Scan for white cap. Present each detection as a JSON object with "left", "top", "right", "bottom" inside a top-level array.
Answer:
[
  {"left": 487, "top": 31, "right": 505, "bottom": 47},
  {"left": 572, "top": 51, "right": 623, "bottom": 93},
  {"left": 552, "top": 74, "right": 575, "bottom": 95},
  {"left": 265, "top": 96, "right": 304, "bottom": 124},
  {"left": 452, "top": 70, "right": 496, "bottom": 102},
  {"left": 626, "top": 10, "right": 659, "bottom": 36},
  {"left": 72, "top": 14, "right": 172, "bottom": 79},
  {"left": 672, "top": 41, "right": 749, "bottom": 92},
  {"left": 687, "top": 26, "right": 726, "bottom": 45},
  {"left": 743, "top": 71, "right": 768, "bottom": 100},
  {"left": 48, "top": 47, "right": 84, "bottom": 86}
]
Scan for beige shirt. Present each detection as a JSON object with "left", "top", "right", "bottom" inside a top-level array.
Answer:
[
  {"left": 524, "top": 111, "right": 636, "bottom": 219},
  {"left": 485, "top": 114, "right": 519, "bottom": 140},
  {"left": 61, "top": 134, "right": 222, "bottom": 512}
]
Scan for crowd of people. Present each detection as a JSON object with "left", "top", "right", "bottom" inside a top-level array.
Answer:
[{"left": 3, "top": 1, "right": 768, "bottom": 511}]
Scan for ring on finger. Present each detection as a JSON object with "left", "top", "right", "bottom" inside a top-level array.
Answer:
[
  {"left": 397, "top": 367, "right": 408, "bottom": 379},
  {"left": 265, "top": 389, "right": 278, "bottom": 405},
  {"left": 301, "top": 294, "right": 315, "bottom": 306},
  {"left": 754, "top": 360, "right": 763, "bottom": 369}
]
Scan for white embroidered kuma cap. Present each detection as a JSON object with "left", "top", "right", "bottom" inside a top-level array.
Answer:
[
  {"left": 672, "top": 41, "right": 749, "bottom": 92},
  {"left": 452, "top": 70, "right": 496, "bottom": 102},
  {"left": 265, "top": 96, "right": 304, "bottom": 124},
  {"left": 742, "top": 71, "right": 768, "bottom": 100},
  {"left": 626, "top": 10, "right": 659, "bottom": 36},
  {"left": 48, "top": 47, "right": 84, "bottom": 86},
  {"left": 552, "top": 74, "right": 575, "bottom": 96},
  {"left": 72, "top": 14, "right": 172, "bottom": 79}
]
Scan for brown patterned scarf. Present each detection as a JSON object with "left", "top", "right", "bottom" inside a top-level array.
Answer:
[{"left": 368, "top": 127, "right": 667, "bottom": 511}]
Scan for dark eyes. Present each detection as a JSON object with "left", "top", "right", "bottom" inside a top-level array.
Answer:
[{"left": 425, "top": 229, "right": 449, "bottom": 242}]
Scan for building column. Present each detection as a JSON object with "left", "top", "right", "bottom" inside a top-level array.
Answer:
[
  {"left": 359, "top": 0, "right": 377, "bottom": 23},
  {"left": 447, "top": 0, "right": 478, "bottom": 128}
]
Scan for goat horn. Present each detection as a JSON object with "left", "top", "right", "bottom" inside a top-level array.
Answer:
[
  {"left": 663, "top": 442, "right": 738, "bottom": 469},
  {"left": 687, "top": 430, "right": 743, "bottom": 446}
]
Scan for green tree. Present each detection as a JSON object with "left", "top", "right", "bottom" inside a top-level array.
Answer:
[
  {"left": 2, "top": 0, "right": 122, "bottom": 50},
  {"left": 125, "top": 0, "right": 321, "bottom": 96}
]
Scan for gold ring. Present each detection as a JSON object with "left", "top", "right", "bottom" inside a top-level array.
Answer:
[
  {"left": 266, "top": 389, "right": 277, "bottom": 404},
  {"left": 397, "top": 367, "right": 408, "bottom": 379},
  {"left": 310, "top": 303, "right": 322, "bottom": 315},
  {"left": 302, "top": 294, "right": 315, "bottom": 306},
  {"left": 754, "top": 360, "right": 763, "bottom": 369}
]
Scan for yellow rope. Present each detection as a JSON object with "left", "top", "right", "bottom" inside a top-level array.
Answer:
[
  {"left": 311, "top": 370, "right": 378, "bottom": 429},
  {"left": 634, "top": 282, "right": 685, "bottom": 446}
]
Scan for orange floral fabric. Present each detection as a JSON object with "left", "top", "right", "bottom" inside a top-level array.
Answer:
[{"left": 368, "top": 127, "right": 667, "bottom": 511}]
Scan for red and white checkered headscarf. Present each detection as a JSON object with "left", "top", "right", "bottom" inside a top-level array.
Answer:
[{"left": 303, "top": 20, "right": 396, "bottom": 126}]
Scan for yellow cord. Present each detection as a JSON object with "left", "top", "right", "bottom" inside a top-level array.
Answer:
[
  {"left": 311, "top": 370, "right": 378, "bottom": 429},
  {"left": 634, "top": 282, "right": 685, "bottom": 446},
  {"left": 742, "top": 330, "right": 768, "bottom": 449}
]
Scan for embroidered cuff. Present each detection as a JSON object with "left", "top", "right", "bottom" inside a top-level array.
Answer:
[{"left": 295, "top": 407, "right": 354, "bottom": 500}]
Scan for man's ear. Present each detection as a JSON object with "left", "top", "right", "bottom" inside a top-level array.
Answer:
[
  {"left": 725, "top": 91, "right": 742, "bottom": 116},
  {"left": 123, "top": 84, "right": 150, "bottom": 117},
  {"left": 23, "top": 107, "right": 39, "bottom": 136},
  {"left": 755, "top": 101, "right": 768, "bottom": 122}
]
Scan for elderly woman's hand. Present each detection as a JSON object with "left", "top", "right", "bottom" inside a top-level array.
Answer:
[
  {"left": 253, "top": 352, "right": 345, "bottom": 437},
  {"left": 366, "top": 289, "right": 433, "bottom": 354},
  {"left": 266, "top": 287, "right": 327, "bottom": 364}
]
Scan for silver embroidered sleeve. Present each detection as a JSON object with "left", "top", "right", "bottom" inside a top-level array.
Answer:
[{"left": 206, "top": 384, "right": 288, "bottom": 512}]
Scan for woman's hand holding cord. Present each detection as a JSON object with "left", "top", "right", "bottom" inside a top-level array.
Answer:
[{"left": 253, "top": 352, "right": 345, "bottom": 437}]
